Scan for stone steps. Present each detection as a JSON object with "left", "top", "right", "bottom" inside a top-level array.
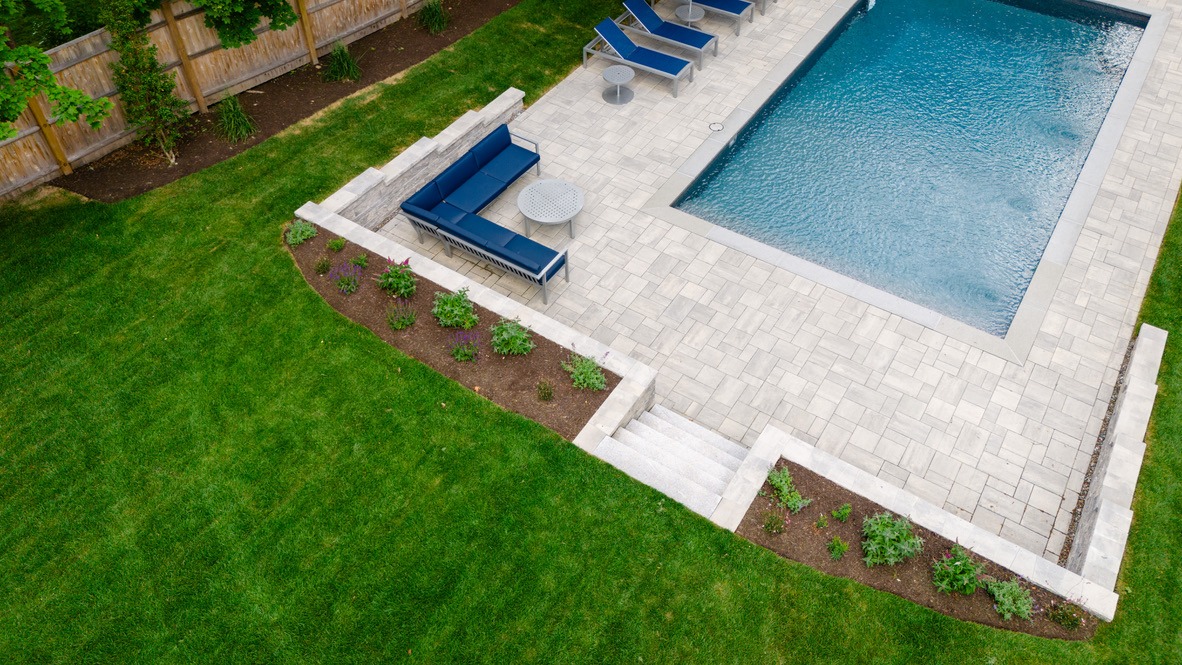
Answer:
[{"left": 591, "top": 406, "right": 755, "bottom": 520}]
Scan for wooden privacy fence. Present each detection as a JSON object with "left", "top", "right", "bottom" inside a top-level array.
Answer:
[{"left": 1, "top": 0, "right": 422, "bottom": 198}]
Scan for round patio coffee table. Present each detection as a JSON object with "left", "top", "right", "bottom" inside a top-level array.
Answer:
[{"left": 517, "top": 179, "right": 584, "bottom": 238}]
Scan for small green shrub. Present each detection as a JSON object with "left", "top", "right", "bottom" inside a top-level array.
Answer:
[
  {"left": 766, "top": 468, "right": 812, "bottom": 514},
  {"left": 815, "top": 514, "right": 828, "bottom": 529},
  {"left": 285, "top": 220, "right": 317, "bottom": 246},
  {"left": 327, "top": 238, "right": 346, "bottom": 252},
  {"left": 432, "top": 288, "right": 479, "bottom": 329},
  {"left": 450, "top": 331, "right": 479, "bottom": 362},
  {"left": 987, "top": 579, "right": 1034, "bottom": 621},
  {"left": 1047, "top": 602, "right": 1085, "bottom": 630},
  {"left": 832, "top": 503, "right": 852, "bottom": 523},
  {"left": 329, "top": 263, "right": 362, "bottom": 295},
  {"left": 418, "top": 0, "right": 450, "bottom": 34},
  {"left": 322, "top": 41, "right": 361, "bottom": 82},
  {"left": 561, "top": 353, "right": 607, "bottom": 391},
  {"left": 376, "top": 260, "right": 416, "bottom": 299},
  {"left": 861, "top": 512, "right": 923, "bottom": 567},
  {"left": 491, "top": 318, "right": 535, "bottom": 356},
  {"left": 762, "top": 512, "right": 785, "bottom": 535},
  {"left": 215, "top": 95, "right": 256, "bottom": 143},
  {"left": 828, "top": 536, "right": 849, "bottom": 561},
  {"left": 931, "top": 545, "right": 984, "bottom": 595},
  {"left": 387, "top": 300, "right": 416, "bottom": 331},
  {"left": 349, "top": 253, "right": 368, "bottom": 268},
  {"left": 314, "top": 257, "right": 331, "bottom": 274},
  {"left": 536, "top": 380, "right": 554, "bottom": 401}
]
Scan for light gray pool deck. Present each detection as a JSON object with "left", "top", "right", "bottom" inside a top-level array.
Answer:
[{"left": 379, "top": 0, "right": 1182, "bottom": 560}]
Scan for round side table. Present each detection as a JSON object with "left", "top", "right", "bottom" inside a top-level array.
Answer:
[
  {"left": 602, "top": 65, "right": 636, "bottom": 105},
  {"left": 675, "top": 4, "right": 706, "bottom": 26}
]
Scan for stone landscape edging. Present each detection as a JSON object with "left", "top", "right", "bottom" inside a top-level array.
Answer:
[
  {"left": 293, "top": 202, "right": 657, "bottom": 456},
  {"left": 738, "top": 426, "right": 1123, "bottom": 622}
]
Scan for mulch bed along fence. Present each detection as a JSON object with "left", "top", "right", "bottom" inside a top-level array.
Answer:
[
  {"left": 56, "top": 0, "right": 519, "bottom": 202},
  {"left": 289, "top": 229, "right": 619, "bottom": 441},
  {"left": 738, "top": 459, "right": 1097, "bottom": 641}
]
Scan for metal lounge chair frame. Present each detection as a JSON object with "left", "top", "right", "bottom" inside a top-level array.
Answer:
[
  {"left": 583, "top": 19, "right": 695, "bottom": 97},
  {"left": 616, "top": 1, "right": 718, "bottom": 69}
]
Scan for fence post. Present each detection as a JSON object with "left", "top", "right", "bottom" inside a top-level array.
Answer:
[
  {"left": 27, "top": 97, "right": 73, "bottom": 176},
  {"left": 160, "top": 0, "right": 208, "bottom": 113},
  {"left": 399, "top": 0, "right": 408, "bottom": 19},
  {"left": 296, "top": 0, "right": 319, "bottom": 66}
]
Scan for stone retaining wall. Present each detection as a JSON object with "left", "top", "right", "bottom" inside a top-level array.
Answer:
[{"left": 1064, "top": 323, "right": 1167, "bottom": 588}]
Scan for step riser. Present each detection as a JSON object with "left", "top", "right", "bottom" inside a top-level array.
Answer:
[
  {"left": 650, "top": 404, "right": 751, "bottom": 461},
  {"left": 614, "top": 428, "right": 730, "bottom": 496},
  {"left": 637, "top": 411, "right": 744, "bottom": 472},
  {"left": 594, "top": 437, "right": 721, "bottom": 518},
  {"left": 624, "top": 420, "right": 734, "bottom": 486}
]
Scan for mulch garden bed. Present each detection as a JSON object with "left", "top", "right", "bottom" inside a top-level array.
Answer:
[
  {"left": 738, "top": 459, "right": 1097, "bottom": 640},
  {"left": 56, "top": 0, "right": 519, "bottom": 202},
  {"left": 289, "top": 229, "right": 620, "bottom": 441}
]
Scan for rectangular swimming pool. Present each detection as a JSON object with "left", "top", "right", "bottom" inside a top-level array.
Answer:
[{"left": 674, "top": 0, "right": 1146, "bottom": 337}]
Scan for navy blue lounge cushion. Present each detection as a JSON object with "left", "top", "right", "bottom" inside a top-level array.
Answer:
[
  {"left": 696, "top": 0, "right": 753, "bottom": 16},
  {"left": 624, "top": 0, "right": 715, "bottom": 50},
  {"left": 444, "top": 171, "right": 508, "bottom": 214},
  {"left": 595, "top": 19, "right": 638, "bottom": 59},
  {"left": 481, "top": 144, "right": 540, "bottom": 184},
  {"left": 470, "top": 125, "right": 512, "bottom": 167},
  {"left": 628, "top": 47, "right": 691, "bottom": 77},
  {"left": 435, "top": 153, "right": 480, "bottom": 197},
  {"left": 653, "top": 22, "right": 714, "bottom": 50}
]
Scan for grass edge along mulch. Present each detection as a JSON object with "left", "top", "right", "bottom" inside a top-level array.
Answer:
[{"left": 0, "top": 0, "right": 1181, "bottom": 660}]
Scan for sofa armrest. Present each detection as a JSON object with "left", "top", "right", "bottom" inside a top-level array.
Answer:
[{"left": 509, "top": 131, "right": 540, "bottom": 154}]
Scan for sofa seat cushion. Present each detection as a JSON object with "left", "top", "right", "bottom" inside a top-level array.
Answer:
[
  {"left": 443, "top": 171, "right": 508, "bottom": 214},
  {"left": 431, "top": 202, "right": 469, "bottom": 225},
  {"left": 455, "top": 213, "right": 519, "bottom": 249},
  {"left": 481, "top": 144, "right": 540, "bottom": 184}
]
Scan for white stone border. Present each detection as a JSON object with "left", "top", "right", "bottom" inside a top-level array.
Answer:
[
  {"left": 1066, "top": 324, "right": 1167, "bottom": 589},
  {"left": 293, "top": 204, "right": 657, "bottom": 452},
  {"left": 738, "top": 426, "right": 1122, "bottom": 621}
]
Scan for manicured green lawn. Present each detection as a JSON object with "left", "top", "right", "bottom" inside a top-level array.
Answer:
[{"left": 1, "top": 0, "right": 1180, "bottom": 661}]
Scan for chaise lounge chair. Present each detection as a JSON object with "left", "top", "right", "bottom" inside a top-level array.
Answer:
[
  {"left": 619, "top": 0, "right": 718, "bottom": 69},
  {"left": 583, "top": 18, "right": 695, "bottom": 97},
  {"left": 691, "top": 0, "right": 756, "bottom": 36}
]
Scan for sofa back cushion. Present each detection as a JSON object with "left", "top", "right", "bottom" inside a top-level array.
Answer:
[
  {"left": 405, "top": 181, "right": 443, "bottom": 210},
  {"left": 470, "top": 125, "right": 512, "bottom": 167},
  {"left": 435, "top": 153, "right": 480, "bottom": 197}
]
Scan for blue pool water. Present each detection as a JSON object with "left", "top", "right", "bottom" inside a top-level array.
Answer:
[{"left": 676, "top": 0, "right": 1144, "bottom": 336}]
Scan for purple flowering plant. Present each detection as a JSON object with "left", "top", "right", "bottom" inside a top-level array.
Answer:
[{"left": 329, "top": 262, "right": 363, "bottom": 295}]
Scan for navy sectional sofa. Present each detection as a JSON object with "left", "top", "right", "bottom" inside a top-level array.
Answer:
[{"left": 400, "top": 125, "right": 569, "bottom": 303}]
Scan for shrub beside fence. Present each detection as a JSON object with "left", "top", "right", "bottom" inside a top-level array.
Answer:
[{"left": 1, "top": 0, "right": 423, "bottom": 198}]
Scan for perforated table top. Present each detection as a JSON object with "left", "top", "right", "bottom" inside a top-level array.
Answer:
[{"left": 517, "top": 179, "right": 585, "bottom": 225}]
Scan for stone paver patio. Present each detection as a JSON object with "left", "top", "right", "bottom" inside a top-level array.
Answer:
[{"left": 378, "top": 0, "right": 1182, "bottom": 560}]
